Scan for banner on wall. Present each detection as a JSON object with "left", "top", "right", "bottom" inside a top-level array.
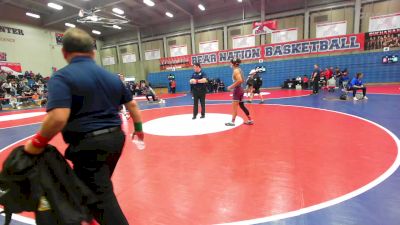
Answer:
[
  {"left": 252, "top": 20, "right": 278, "bottom": 35},
  {"left": 161, "top": 33, "right": 365, "bottom": 68},
  {"left": 264, "top": 33, "right": 364, "bottom": 58},
  {"left": 0, "top": 52, "right": 6, "bottom": 61},
  {"left": 199, "top": 40, "right": 219, "bottom": 53},
  {"left": 316, "top": 21, "right": 347, "bottom": 38},
  {"left": 232, "top": 35, "right": 256, "bottom": 49},
  {"left": 55, "top": 33, "right": 64, "bottom": 45},
  {"left": 102, "top": 56, "right": 115, "bottom": 66},
  {"left": 0, "top": 25, "right": 24, "bottom": 36},
  {"left": 170, "top": 45, "right": 188, "bottom": 57},
  {"left": 0, "top": 62, "right": 22, "bottom": 75},
  {"left": 271, "top": 28, "right": 298, "bottom": 44},
  {"left": 160, "top": 55, "right": 191, "bottom": 70},
  {"left": 122, "top": 53, "right": 137, "bottom": 63},
  {"left": 369, "top": 13, "right": 400, "bottom": 32},
  {"left": 191, "top": 47, "right": 262, "bottom": 65},
  {"left": 145, "top": 49, "right": 161, "bottom": 60},
  {"left": 365, "top": 28, "right": 400, "bottom": 50}
]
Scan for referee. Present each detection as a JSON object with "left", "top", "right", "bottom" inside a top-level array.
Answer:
[
  {"left": 24, "top": 28, "right": 143, "bottom": 225},
  {"left": 189, "top": 63, "right": 208, "bottom": 119}
]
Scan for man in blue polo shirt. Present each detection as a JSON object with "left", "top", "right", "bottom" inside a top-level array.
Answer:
[
  {"left": 348, "top": 72, "right": 368, "bottom": 100},
  {"left": 190, "top": 63, "right": 208, "bottom": 119},
  {"left": 24, "top": 28, "right": 143, "bottom": 224}
]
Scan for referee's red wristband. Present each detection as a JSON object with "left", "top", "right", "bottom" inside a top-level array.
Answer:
[{"left": 31, "top": 133, "right": 50, "bottom": 148}]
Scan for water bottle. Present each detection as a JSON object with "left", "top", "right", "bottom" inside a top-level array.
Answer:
[{"left": 133, "top": 136, "right": 145, "bottom": 150}]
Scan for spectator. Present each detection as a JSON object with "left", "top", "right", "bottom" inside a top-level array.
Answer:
[
  {"left": 143, "top": 84, "right": 158, "bottom": 102},
  {"left": 302, "top": 75, "right": 309, "bottom": 89},
  {"left": 340, "top": 68, "right": 350, "bottom": 87},
  {"left": 311, "top": 64, "right": 321, "bottom": 94},
  {"left": 325, "top": 67, "right": 333, "bottom": 80},
  {"left": 170, "top": 80, "right": 176, "bottom": 93},
  {"left": 348, "top": 72, "right": 368, "bottom": 101}
]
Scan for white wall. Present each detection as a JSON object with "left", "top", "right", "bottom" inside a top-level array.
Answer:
[{"left": 0, "top": 20, "right": 103, "bottom": 76}]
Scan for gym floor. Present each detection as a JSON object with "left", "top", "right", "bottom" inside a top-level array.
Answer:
[{"left": 0, "top": 84, "right": 399, "bottom": 225}]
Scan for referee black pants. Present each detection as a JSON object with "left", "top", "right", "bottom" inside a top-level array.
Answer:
[
  {"left": 193, "top": 91, "right": 206, "bottom": 117},
  {"left": 65, "top": 129, "right": 129, "bottom": 225},
  {"left": 313, "top": 80, "right": 319, "bottom": 94}
]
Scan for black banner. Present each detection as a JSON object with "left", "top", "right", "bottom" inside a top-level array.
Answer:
[{"left": 365, "top": 28, "right": 400, "bottom": 50}]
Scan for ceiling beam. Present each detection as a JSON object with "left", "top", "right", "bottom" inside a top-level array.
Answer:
[
  {"left": 5, "top": 1, "right": 51, "bottom": 15},
  {"left": 42, "top": 0, "right": 141, "bottom": 27},
  {"left": 165, "top": 0, "right": 192, "bottom": 16},
  {"left": 44, "top": 14, "right": 78, "bottom": 26}
]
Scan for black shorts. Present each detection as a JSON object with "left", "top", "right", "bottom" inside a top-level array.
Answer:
[{"left": 253, "top": 88, "right": 260, "bottom": 94}]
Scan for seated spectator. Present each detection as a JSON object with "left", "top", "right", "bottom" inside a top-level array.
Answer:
[
  {"left": 325, "top": 67, "right": 333, "bottom": 80},
  {"left": 326, "top": 76, "right": 336, "bottom": 92},
  {"left": 143, "top": 84, "right": 158, "bottom": 102},
  {"left": 339, "top": 68, "right": 349, "bottom": 87},
  {"left": 348, "top": 72, "right": 368, "bottom": 100},
  {"left": 217, "top": 80, "right": 225, "bottom": 92},
  {"left": 302, "top": 75, "right": 309, "bottom": 89}
]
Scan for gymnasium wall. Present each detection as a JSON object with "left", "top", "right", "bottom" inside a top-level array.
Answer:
[
  {"left": 101, "top": 0, "right": 400, "bottom": 81},
  {"left": 147, "top": 50, "right": 400, "bottom": 92},
  {"left": 0, "top": 20, "right": 67, "bottom": 76},
  {"left": 0, "top": 3, "right": 103, "bottom": 76}
]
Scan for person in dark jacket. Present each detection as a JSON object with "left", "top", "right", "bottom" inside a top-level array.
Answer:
[
  {"left": 23, "top": 28, "right": 144, "bottom": 225},
  {"left": 190, "top": 63, "right": 208, "bottom": 119},
  {"left": 311, "top": 64, "right": 321, "bottom": 94}
]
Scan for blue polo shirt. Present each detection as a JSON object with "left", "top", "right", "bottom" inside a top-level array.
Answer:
[
  {"left": 191, "top": 70, "right": 207, "bottom": 93},
  {"left": 349, "top": 77, "right": 363, "bottom": 88},
  {"left": 46, "top": 56, "right": 132, "bottom": 138}
]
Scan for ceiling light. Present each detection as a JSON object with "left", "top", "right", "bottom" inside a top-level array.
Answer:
[
  {"left": 47, "top": 2, "right": 63, "bottom": 10},
  {"left": 26, "top": 12, "right": 40, "bottom": 19},
  {"left": 92, "top": 30, "right": 101, "bottom": 35},
  {"left": 65, "top": 23, "right": 76, "bottom": 28},
  {"left": 165, "top": 12, "right": 173, "bottom": 18},
  {"left": 238, "top": 0, "right": 243, "bottom": 2},
  {"left": 143, "top": 0, "right": 155, "bottom": 7},
  {"left": 198, "top": 4, "right": 205, "bottom": 11},
  {"left": 112, "top": 25, "right": 122, "bottom": 29},
  {"left": 112, "top": 8, "right": 124, "bottom": 15}
]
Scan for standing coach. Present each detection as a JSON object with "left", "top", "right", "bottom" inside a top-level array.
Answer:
[
  {"left": 189, "top": 63, "right": 208, "bottom": 119},
  {"left": 24, "top": 28, "right": 144, "bottom": 225}
]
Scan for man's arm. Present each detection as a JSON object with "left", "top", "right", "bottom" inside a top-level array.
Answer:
[
  {"left": 197, "top": 77, "right": 208, "bottom": 83},
  {"left": 124, "top": 100, "right": 144, "bottom": 140},
  {"left": 24, "top": 108, "right": 70, "bottom": 154}
]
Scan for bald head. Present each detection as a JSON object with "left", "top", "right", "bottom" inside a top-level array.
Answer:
[{"left": 62, "top": 28, "right": 94, "bottom": 53}]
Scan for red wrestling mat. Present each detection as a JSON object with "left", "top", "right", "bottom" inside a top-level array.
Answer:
[
  {"left": 0, "top": 105, "right": 397, "bottom": 225},
  {"left": 367, "top": 84, "right": 400, "bottom": 95},
  {"left": 0, "top": 109, "right": 45, "bottom": 128},
  {"left": 133, "top": 93, "right": 186, "bottom": 101}
]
